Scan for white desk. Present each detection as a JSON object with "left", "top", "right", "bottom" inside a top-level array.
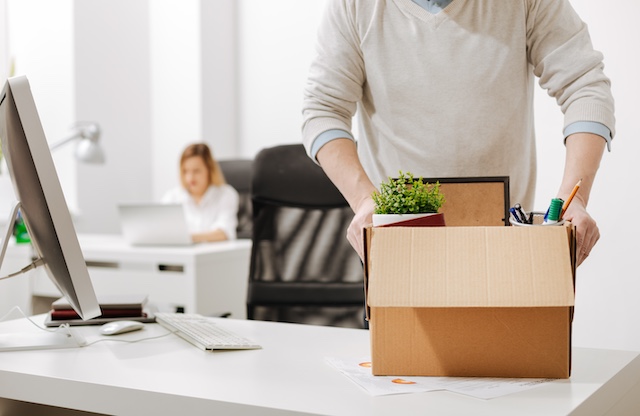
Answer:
[
  {"left": 0, "top": 316, "right": 639, "bottom": 416},
  {"left": 30, "top": 234, "right": 252, "bottom": 318}
]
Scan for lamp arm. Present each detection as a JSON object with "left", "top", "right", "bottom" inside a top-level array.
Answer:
[
  {"left": 50, "top": 131, "right": 83, "bottom": 151},
  {"left": 49, "top": 122, "right": 101, "bottom": 151}
]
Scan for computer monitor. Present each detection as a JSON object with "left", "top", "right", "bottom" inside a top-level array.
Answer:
[{"left": 0, "top": 76, "right": 100, "bottom": 349}]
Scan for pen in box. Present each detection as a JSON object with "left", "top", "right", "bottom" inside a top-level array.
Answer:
[
  {"left": 560, "top": 178, "right": 582, "bottom": 219},
  {"left": 509, "top": 207, "right": 522, "bottom": 223},
  {"left": 514, "top": 203, "right": 529, "bottom": 224}
]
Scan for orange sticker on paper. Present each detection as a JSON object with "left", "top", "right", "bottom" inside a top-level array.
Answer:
[{"left": 391, "top": 378, "right": 416, "bottom": 385}]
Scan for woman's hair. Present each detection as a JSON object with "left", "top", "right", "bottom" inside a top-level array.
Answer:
[{"left": 179, "top": 143, "right": 226, "bottom": 188}]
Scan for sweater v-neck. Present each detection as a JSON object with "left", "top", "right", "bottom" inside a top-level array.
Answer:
[{"left": 393, "top": 0, "right": 465, "bottom": 26}]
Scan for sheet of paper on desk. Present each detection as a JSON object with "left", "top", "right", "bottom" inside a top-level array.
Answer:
[{"left": 325, "top": 357, "right": 554, "bottom": 399}]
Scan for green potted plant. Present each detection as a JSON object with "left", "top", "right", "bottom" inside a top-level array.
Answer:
[{"left": 371, "top": 171, "right": 445, "bottom": 227}]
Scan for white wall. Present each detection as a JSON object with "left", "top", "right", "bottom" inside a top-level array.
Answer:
[
  {"left": 201, "top": 1, "right": 238, "bottom": 160},
  {"left": 73, "top": 1, "right": 153, "bottom": 233},
  {"left": 4, "top": 0, "right": 76, "bottom": 212},
  {"left": 149, "top": 0, "right": 202, "bottom": 202},
  {"left": 152, "top": 1, "right": 238, "bottom": 199},
  {"left": 2, "top": 0, "right": 639, "bottom": 352},
  {"left": 0, "top": 0, "right": 11, "bottom": 209},
  {"left": 0, "top": 0, "right": 8, "bottom": 82},
  {"left": 237, "top": 1, "right": 326, "bottom": 156}
]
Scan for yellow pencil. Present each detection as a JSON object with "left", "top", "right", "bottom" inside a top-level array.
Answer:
[{"left": 560, "top": 178, "right": 582, "bottom": 219}]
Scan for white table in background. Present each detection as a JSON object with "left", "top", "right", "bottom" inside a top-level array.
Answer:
[
  {"left": 0, "top": 316, "right": 639, "bottom": 416},
  {"left": 30, "top": 234, "right": 252, "bottom": 318}
]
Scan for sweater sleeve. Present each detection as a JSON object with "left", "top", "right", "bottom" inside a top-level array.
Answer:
[
  {"left": 301, "top": 0, "right": 365, "bottom": 160},
  {"left": 525, "top": 0, "right": 615, "bottom": 138}
]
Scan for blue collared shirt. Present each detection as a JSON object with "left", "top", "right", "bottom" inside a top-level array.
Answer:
[{"left": 412, "top": 0, "right": 450, "bottom": 13}]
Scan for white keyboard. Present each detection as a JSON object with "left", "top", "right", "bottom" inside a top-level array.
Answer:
[{"left": 154, "top": 313, "right": 261, "bottom": 351}]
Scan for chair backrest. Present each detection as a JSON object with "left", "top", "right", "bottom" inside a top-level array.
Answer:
[
  {"left": 219, "top": 159, "right": 253, "bottom": 239},
  {"left": 247, "top": 144, "right": 365, "bottom": 328}
]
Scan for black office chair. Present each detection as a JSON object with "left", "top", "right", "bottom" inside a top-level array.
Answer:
[
  {"left": 246, "top": 144, "right": 365, "bottom": 328},
  {"left": 219, "top": 159, "right": 253, "bottom": 239}
]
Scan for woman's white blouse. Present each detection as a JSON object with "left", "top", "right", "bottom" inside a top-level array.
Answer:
[{"left": 162, "top": 184, "right": 239, "bottom": 240}]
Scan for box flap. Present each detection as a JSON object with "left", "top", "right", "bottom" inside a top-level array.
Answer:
[{"left": 367, "top": 226, "right": 575, "bottom": 308}]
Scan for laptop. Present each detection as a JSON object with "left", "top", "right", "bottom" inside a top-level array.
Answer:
[{"left": 118, "top": 203, "right": 192, "bottom": 246}]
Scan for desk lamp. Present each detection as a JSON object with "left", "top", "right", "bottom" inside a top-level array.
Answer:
[{"left": 50, "top": 122, "right": 105, "bottom": 164}]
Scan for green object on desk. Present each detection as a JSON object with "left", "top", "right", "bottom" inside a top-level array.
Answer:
[{"left": 14, "top": 212, "right": 30, "bottom": 244}]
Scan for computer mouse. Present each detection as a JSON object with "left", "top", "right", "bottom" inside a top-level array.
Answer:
[{"left": 99, "top": 320, "right": 145, "bottom": 336}]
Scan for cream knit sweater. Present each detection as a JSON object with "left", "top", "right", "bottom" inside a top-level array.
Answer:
[{"left": 301, "top": 0, "right": 615, "bottom": 209}]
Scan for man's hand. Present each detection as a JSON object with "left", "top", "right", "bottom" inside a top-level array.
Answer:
[
  {"left": 561, "top": 196, "right": 599, "bottom": 266},
  {"left": 347, "top": 197, "right": 375, "bottom": 260}
]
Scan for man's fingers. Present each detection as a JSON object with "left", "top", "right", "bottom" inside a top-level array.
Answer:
[{"left": 574, "top": 218, "right": 599, "bottom": 266}]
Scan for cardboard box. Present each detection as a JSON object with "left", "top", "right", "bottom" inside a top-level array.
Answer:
[{"left": 363, "top": 225, "right": 576, "bottom": 378}]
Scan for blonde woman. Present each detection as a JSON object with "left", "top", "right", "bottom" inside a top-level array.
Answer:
[{"left": 162, "top": 143, "right": 239, "bottom": 242}]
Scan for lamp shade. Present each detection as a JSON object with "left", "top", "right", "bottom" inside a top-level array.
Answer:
[
  {"left": 75, "top": 138, "right": 105, "bottom": 164},
  {"left": 50, "top": 122, "right": 105, "bottom": 164}
]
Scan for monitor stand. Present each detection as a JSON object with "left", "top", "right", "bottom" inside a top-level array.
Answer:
[
  {"left": 0, "top": 201, "right": 86, "bottom": 352},
  {"left": 0, "top": 329, "right": 86, "bottom": 351}
]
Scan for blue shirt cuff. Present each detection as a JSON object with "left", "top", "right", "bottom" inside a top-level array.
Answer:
[
  {"left": 563, "top": 121, "right": 612, "bottom": 152},
  {"left": 310, "top": 129, "right": 355, "bottom": 161}
]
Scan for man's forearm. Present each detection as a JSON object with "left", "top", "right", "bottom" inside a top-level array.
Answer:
[
  {"left": 559, "top": 133, "right": 606, "bottom": 204},
  {"left": 559, "top": 132, "right": 607, "bottom": 266},
  {"left": 315, "top": 138, "right": 377, "bottom": 213}
]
